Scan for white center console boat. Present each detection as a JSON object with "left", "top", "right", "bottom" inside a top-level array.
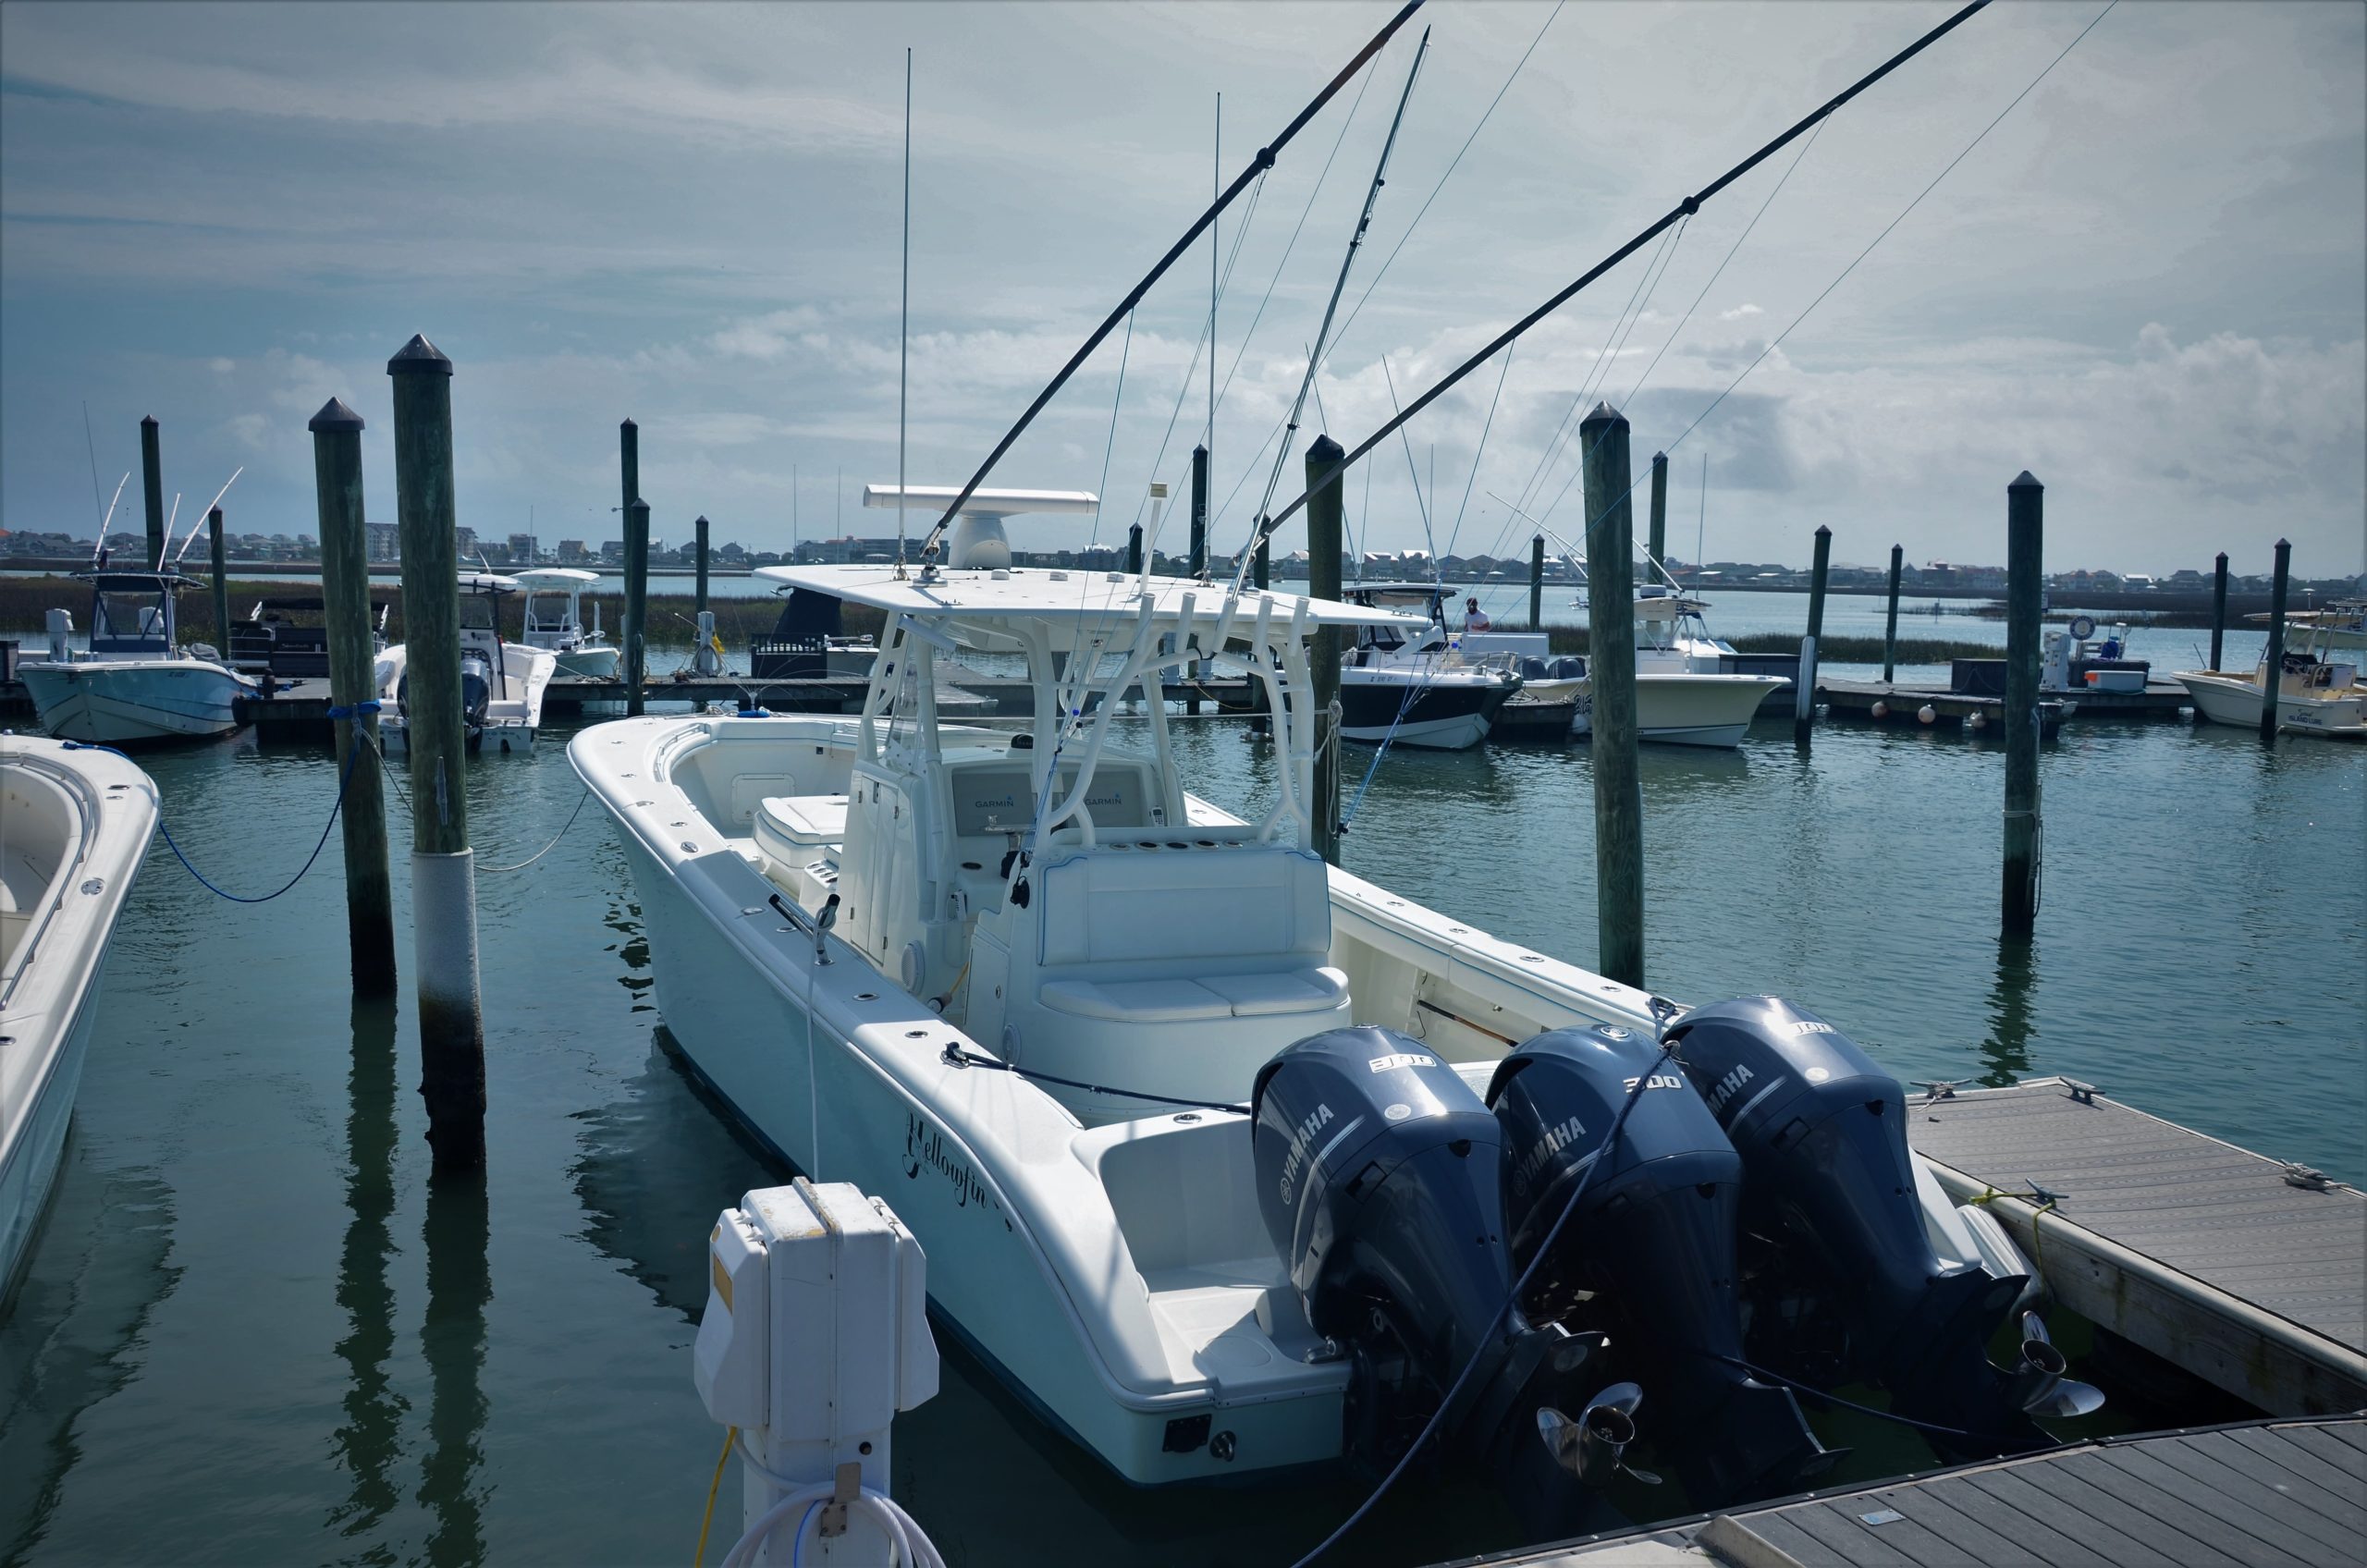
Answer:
[
  {"left": 377, "top": 572, "right": 558, "bottom": 755},
  {"left": 516, "top": 567, "right": 621, "bottom": 680},
  {"left": 16, "top": 572, "right": 256, "bottom": 745},
  {"left": 1339, "top": 582, "right": 1523, "bottom": 749},
  {"left": 573, "top": 547, "right": 2095, "bottom": 1528}
]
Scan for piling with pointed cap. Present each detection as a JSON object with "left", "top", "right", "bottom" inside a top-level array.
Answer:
[
  {"left": 2259, "top": 539, "right": 2291, "bottom": 746},
  {"left": 693, "top": 513, "right": 719, "bottom": 677},
  {"left": 1306, "top": 435, "right": 1346, "bottom": 868},
  {"left": 1529, "top": 534, "right": 1545, "bottom": 629},
  {"left": 1189, "top": 445, "right": 1209, "bottom": 582},
  {"left": 1648, "top": 450, "right": 1669, "bottom": 570},
  {"left": 1883, "top": 544, "right": 1904, "bottom": 682},
  {"left": 1581, "top": 402, "right": 1644, "bottom": 989},
  {"left": 694, "top": 515, "right": 711, "bottom": 614},
  {"left": 311, "top": 396, "right": 396, "bottom": 997},
  {"left": 1796, "top": 524, "right": 1832, "bottom": 747},
  {"left": 140, "top": 415, "right": 165, "bottom": 569},
  {"left": 388, "top": 334, "right": 485, "bottom": 1171},
  {"left": 624, "top": 498, "right": 651, "bottom": 713},
  {"left": 1256, "top": 535, "right": 1270, "bottom": 592},
  {"left": 208, "top": 506, "right": 230, "bottom": 655},
  {"left": 2004, "top": 472, "right": 2043, "bottom": 933},
  {"left": 2210, "top": 551, "right": 2230, "bottom": 671}
]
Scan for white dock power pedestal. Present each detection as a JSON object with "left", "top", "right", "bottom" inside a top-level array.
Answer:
[{"left": 697, "top": 1179, "right": 942, "bottom": 1567}]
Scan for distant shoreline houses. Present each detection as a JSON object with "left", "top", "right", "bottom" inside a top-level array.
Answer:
[{"left": 0, "top": 523, "right": 2354, "bottom": 596}]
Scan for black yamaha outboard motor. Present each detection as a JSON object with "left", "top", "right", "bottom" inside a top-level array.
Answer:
[
  {"left": 1253, "top": 1028, "right": 1627, "bottom": 1537},
  {"left": 1490, "top": 1024, "right": 1834, "bottom": 1504},
  {"left": 1668, "top": 998, "right": 2046, "bottom": 1452},
  {"left": 398, "top": 658, "right": 493, "bottom": 752}
]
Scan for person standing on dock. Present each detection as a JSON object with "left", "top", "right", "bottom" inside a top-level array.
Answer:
[{"left": 1463, "top": 596, "right": 1491, "bottom": 633}]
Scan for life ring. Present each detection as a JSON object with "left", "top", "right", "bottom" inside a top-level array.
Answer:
[{"left": 2067, "top": 615, "right": 2097, "bottom": 640}]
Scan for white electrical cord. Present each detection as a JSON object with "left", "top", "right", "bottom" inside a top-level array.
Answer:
[{"left": 717, "top": 1480, "right": 947, "bottom": 1568}]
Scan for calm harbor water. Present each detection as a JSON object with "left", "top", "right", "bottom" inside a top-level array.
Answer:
[{"left": 3, "top": 633, "right": 2359, "bottom": 1565}]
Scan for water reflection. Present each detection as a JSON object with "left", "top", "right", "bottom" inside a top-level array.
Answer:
[
  {"left": 1982, "top": 934, "right": 2040, "bottom": 1086},
  {"left": 328, "top": 998, "right": 407, "bottom": 1544},
  {"left": 0, "top": 1160, "right": 182, "bottom": 1563},
  {"left": 572, "top": 1031, "right": 782, "bottom": 1321},
  {"left": 418, "top": 1174, "right": 488, "bottom": 1568}
]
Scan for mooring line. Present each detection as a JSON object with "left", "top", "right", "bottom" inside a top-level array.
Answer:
[{"left": 66, "top": 732, "right": 362, "bottom": 904}]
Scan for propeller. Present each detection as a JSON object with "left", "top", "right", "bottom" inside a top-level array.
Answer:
[
  {"left": 2008, "top": 1312, "right": 2106, "bottom": 1419},
  {"left": 1538, "top": 1383, "right": 1662, "bottom": 1488}
]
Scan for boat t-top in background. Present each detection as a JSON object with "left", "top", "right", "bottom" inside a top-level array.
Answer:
[
  {"left": 515, "top": 568, "right": 621, "bottom": 680},
  {"left": 376, "top": 572, "right": 557, "bottom": 755},
  {"left": 16, "top": 571, "right": 257, "bottom": 745}
]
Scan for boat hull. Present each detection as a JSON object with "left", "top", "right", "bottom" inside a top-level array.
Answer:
[
  {"left": 17, "top": 659, "right": 251, "bottom": 745},
  {"left": 2176, "top": 670, "right": 2367, "bottom": 739},
  {"left": 1570, "top": 672, "right": 1787, "bottom": 748},
  {"left": 0, "top": 739, "right": 157, "bottom": 1306},
  {"left": 553, "top": 646, "right": 620, "bottom": 680},
  {"left": 1338, "top": 674, "right": 1511, "bottom": 749}
]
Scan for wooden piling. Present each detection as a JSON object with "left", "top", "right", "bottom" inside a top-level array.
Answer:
[
  {"left": 2259, "top": 538, "right": 2290, "bottom": 746},
  {"left": 1648, "top": 450, "right": 1668, "bottom": 570},
  {"left": 140, "top": 415, "right": 165, "bottom": 569},
  {"left": 387, "top": 335, "right": 485, "bottom": 1171},
  {"left": 623, "top": 497, "right": 649, "bottom": 717},
  {"left": 1306, "top": 435, "right": 1345, "bottom": 868},
  {"left": 1796, "top": 523, "right": 1832, "bottom": 747},
  {"left": 694, "top": 514, "right": 710, "bottom": 614},
  {"left": 1189, "top": 444, "right": 1209, "bottom": 581},
  {"left": 208, "top": 507, "right": 230, "bottom": 656},
  {"left": 311, "top": 398, "right": 396, "bottom": 997},
  {"left": 2210, "top": 551, "right": 2230, "bottom": 671},
  {"left": 1256, "top": 536, "right": 1270, "bottom": 592},
  {"left": 1883, "top": 544, "right": 1903, "bottom": 682},
  {"left": 2004, "top": 472, "right": 2043, "bottom": 934},
  {"left": 1529, "top": 534, "right": 1545, "bottom": 629},
  {"left": 1581, "top": 402, "right": 1644, "bottom": 990},
  {"left": 1125, "top": 521, "right": 1144, "bottom": 577}
]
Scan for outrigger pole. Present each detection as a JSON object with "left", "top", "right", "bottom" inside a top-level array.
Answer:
[
  {"left": 1246, "top": 0, "right": 1991, "bottom": 552},
  {"left": 914, "top": 0, "right": 1427, "bottom": 569}
]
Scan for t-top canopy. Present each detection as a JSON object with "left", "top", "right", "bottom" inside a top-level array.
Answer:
[
  {"left": 458, "top": 571, "right": 521, "bottom": 594},
  {"left": 752, "top": 563, "right": 1428, "bottom": 634},
  {"left": 862, "top": 484, "right": 1098, "bottom": 519},
  {"left": 514, "top": 567, "right": 601, "bottom": 585},
  {"left": 76, "top": 570, "right": 194, "bottom": 591}
]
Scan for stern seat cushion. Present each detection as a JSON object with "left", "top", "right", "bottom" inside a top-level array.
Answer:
[{"left": 1041, "top": 966, "right": 1347, "bottom": 1024}]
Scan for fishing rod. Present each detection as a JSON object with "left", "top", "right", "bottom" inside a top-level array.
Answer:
[
  {"left": 171, "top": 467, "right": 244, "bottom": 566},
  {"left": 88, "top": 472, "right": 129, "bottom": 567},
  {"left": 914, "top": 0, "right": 1426, "bottom": 569},
  {"left": 1230, "top": 24, "right": 1431, "bottom": 598},
  {"left": 1245, "top": 0, "right": 1991, "bottom": 554}
]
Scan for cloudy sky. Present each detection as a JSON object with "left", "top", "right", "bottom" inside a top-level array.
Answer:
[{"left": 3, "top": 1, "right": 2361, "bottom": 577}]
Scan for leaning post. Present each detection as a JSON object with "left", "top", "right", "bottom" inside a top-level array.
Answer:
[
  {"left": 311, "top": 398, "right": 396, "bottom": 997},
  {"left": 141, "top": 415, "right": 166, "bottom": 569},
  {"left": 1306, "top": 435, "right": 1346, "bottom": 869},
  {"left": 1883, "top": 544, "right": 1904, "bottom": 683},
  {"left": 208, "top": 506, "right": 231, "bottom": 654},
  {"left": 387, "top": 335, "right": 485, "bottom": 1171},
  {"left": 1581, "top": 402, "right": 1645, "bottom": 990},
  {"left": 624, "top": 499, "right": 650, "bottom": 716},
  {"left": 2004, "top": 472, "right": 2043, "bottom": 934},
  {"left": 2209, "top": 551, "right": 2230, "bottom": 671},
  {"left": 1796, "top": 524, "right": 1832, "bottom": 747},
  {"left": 2258, "top": 539, "right": 2291, "bottom": 747},
  {"left": 1529, "top": 533, "right": 1545, "bottom": 629},
  {"left": 1647, "top": 450, "right": 1669, "bottom": 573}
]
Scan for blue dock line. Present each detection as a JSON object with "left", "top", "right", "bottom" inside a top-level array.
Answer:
[{"left": 66, "top": 704, "right": 374, "bottom": 904}]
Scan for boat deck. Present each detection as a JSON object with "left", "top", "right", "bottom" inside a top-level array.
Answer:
[
  {"left": 1903, "top": 1078, "right": 2367, "bottom": 1415},
  {"left": 1472, "top": 1415, "right": 2367, "bottom": 1568}
]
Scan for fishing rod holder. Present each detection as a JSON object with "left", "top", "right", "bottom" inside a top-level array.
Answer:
[{"left": 770, "top": 890, "right": 840, "bottom": 965}]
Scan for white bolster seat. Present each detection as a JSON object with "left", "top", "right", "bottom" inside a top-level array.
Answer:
[{"left": 1041, "top": 966, "right": 1348, "bottom": 1025}]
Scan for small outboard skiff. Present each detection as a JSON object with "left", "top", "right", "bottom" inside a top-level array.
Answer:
[
  {"left": 0, "top": 736, "right": 157, "bottom": 1307},
  {"left": 16, "top": 571, "right": 256, "bottom": 745},
  {"left": 574, "top": 546, "right": 2097, "bottom": 1532},
  {"left": 1338, "top": 583, "right": 1524, "bottom": 750},
  {"left": 377, "top": 572, "right": 557, "bottom": 755},
  {"left": 517, "top": 567, "right": 621, "bottom": 680}
]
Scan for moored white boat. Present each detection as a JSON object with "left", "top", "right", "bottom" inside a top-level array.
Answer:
[
  {"left": 1339, "top": 583, "right": 1523, "bottom": 749},
  {"left": 2175, "top": 611, "right": 2367, "bottom": 740},
  {"left": 518, "top": 567, "right": 622, "bottom": 680},
  {"left": 378, "top": 572, "right": 558, "bottom": 755},
  {"left": 16, "top": 572, "right": 255, "bottom": 746},
  {"left": 573, "top": 555, "right": 2089, "bottom": 1511},
  {"left": 0, "top": 735, "right": 158, "bottom": 1307}
]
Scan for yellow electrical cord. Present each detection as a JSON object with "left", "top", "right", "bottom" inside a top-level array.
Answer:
[{"left": 694, "top": 1424, "right": 739, "bottom": 1568}]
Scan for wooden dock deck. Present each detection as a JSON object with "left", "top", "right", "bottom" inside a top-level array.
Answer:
[
  {"left": 1905, "top": 1078, "right": 2366, "bottom": 1415},
  {"left": 1472, "top": 1414, "right": 2367, "bottom": 1568}
]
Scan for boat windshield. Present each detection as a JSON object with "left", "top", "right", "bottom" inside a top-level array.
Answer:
[
  {"left": 460, "top": 594, "right": 502, "bottom": 633},
  {"left": 91, "top": 588, "right": 170, "bottom": 651}
]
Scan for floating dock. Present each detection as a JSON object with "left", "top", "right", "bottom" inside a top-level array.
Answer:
[
  {"left": 1472, "top": 1414, "right": 2367, "bottom": 1568},
  {"left": 1817, "top": 679, "right": 2072, "bottom": 734},
  {"left": 1906, "top": 1078, "right": 2366, "bottom": 1415}
]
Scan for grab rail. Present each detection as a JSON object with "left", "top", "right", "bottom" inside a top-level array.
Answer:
[{"left": 768, "top": 890, "right": 840, "bottom": 966}]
